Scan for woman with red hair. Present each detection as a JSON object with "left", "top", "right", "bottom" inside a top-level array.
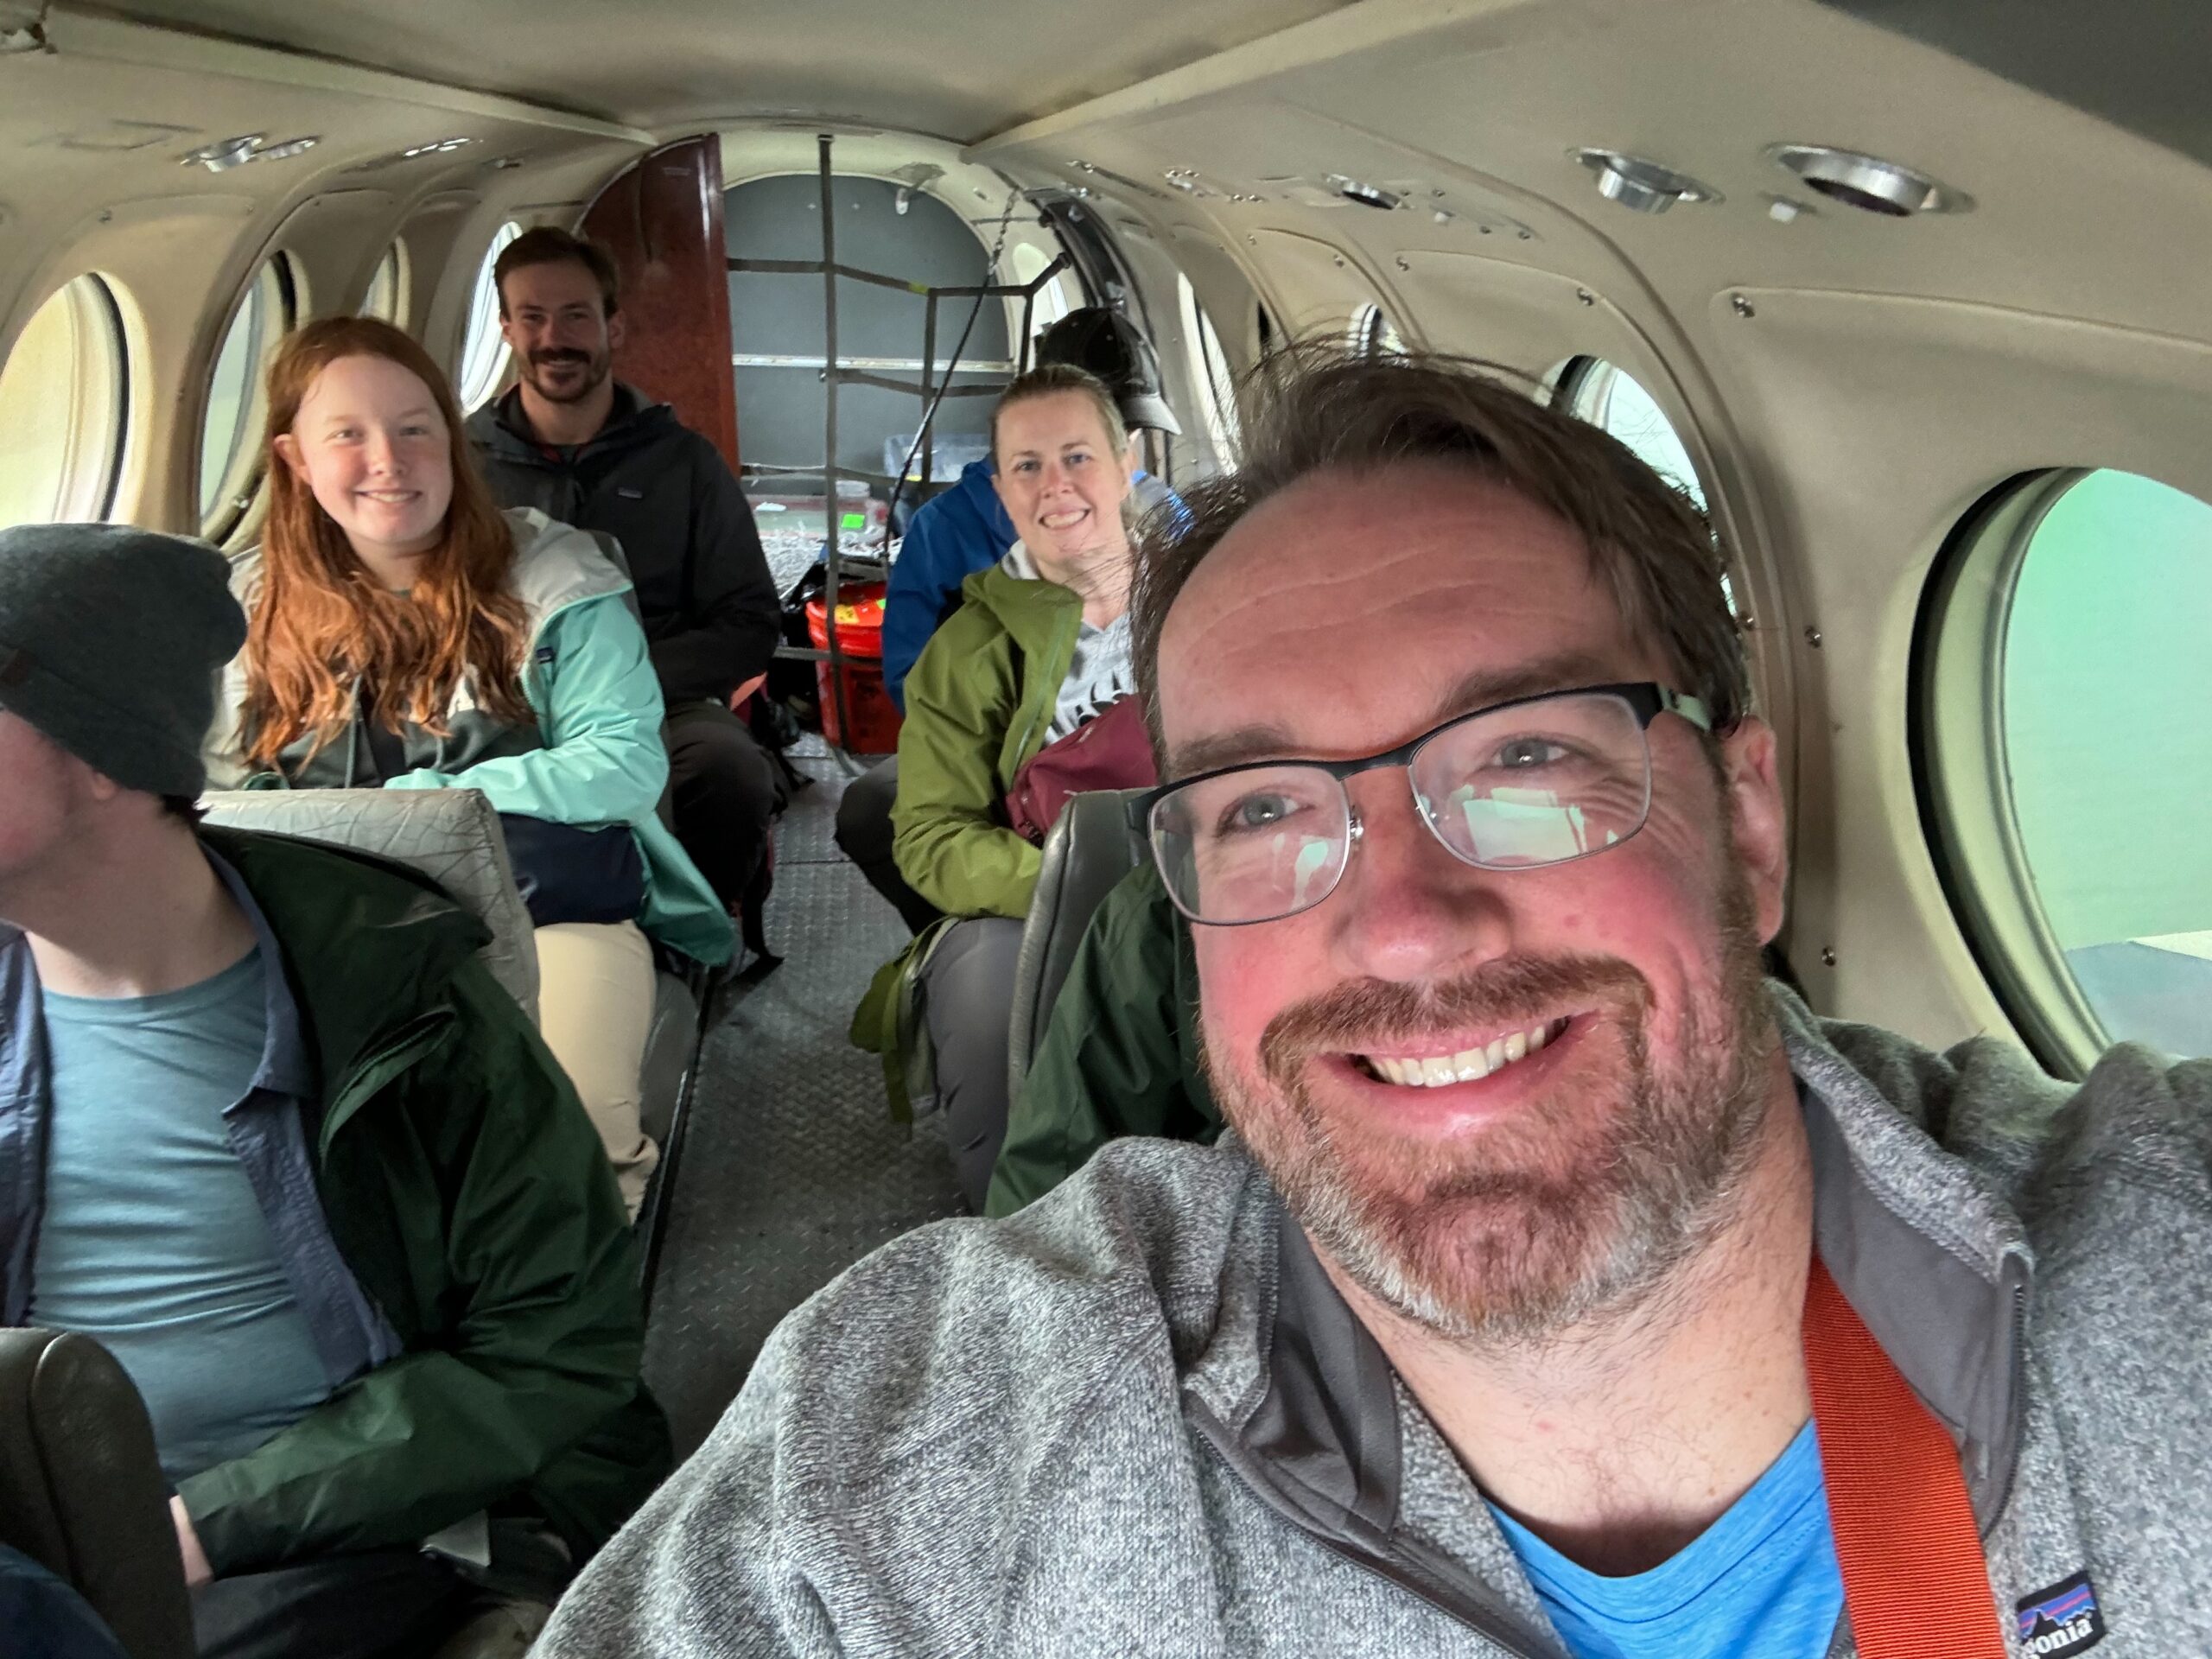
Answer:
[{"left": 206, "top": 317, "right": 732, "bottom": 1215}]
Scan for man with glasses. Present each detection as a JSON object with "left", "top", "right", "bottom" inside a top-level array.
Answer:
[{"left": 538, "top": 348, "right": 2212, "bottom": 1659}]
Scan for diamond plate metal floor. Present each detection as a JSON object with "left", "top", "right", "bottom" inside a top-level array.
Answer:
[{"left": 641, "top": 740, "right": 960, "bottom": 1460}]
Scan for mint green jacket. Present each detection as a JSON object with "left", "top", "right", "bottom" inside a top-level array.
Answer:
[{"left": 208, "top": 511, "right": 734, "bottom": 967}]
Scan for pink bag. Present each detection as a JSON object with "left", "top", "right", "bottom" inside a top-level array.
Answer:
[{"left": 1003, "top": 695, "right": 1157, "bottom": 843}]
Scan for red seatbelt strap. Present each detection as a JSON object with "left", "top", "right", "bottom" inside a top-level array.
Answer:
[{"left": 1802, "top": 1255, "right": 2010, "bottom": 1659}]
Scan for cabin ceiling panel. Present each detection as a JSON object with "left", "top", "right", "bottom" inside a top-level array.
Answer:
[
  {"left": 990, "top": 0, "right": 2212, "bottom": 353},
  {"left": 79, "top": 0, "right": 1355, "bottom": 137},
  {"left": 0, "top": 39, "right": 633, "bottom": 241}
]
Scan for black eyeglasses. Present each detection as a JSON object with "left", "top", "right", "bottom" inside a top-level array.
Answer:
[{"left": 1133, "top": 683, "right": 1713, "bottom": 926}]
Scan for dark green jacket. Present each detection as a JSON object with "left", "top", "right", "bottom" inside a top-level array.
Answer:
[
  {"left": 984, "top": 861, "right": 1220, "bottom": 1217},
  {"left": 175, "top": 829, "right": 667, "bottom": 1573}
]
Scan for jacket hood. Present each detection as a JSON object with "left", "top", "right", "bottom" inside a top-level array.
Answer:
[
  {"left": 504, "top": 506, "right": 632, "bottom": 628},
  {"left": 196, "top": 823, "right": 490, "bottom": 1091},
  {"left": 467, "top": 383, "right": 679, "bottom": 468},
  {"left": 949, "top": 457, "right": 1015, "bottom": 544}
]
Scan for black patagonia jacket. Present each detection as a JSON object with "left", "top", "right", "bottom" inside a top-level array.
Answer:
[{"left": 470, "top": 384, "right": 780, "bottom": 707}]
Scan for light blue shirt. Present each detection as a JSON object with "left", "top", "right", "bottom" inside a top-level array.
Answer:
[
  {"left": 1491, "top": 1421, "right": 1843, "bottom": 1659},
  {"left": 30, "top": 948, "right": 333, "bottom": 1484}
]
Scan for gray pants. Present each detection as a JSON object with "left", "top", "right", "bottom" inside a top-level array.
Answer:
[{"left": 921, "top": 916, "right": 1027, "bottom": 1211}]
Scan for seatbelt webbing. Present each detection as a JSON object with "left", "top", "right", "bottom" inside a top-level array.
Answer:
[{"left": 1803, "top": 1256, "right": 2010, "bottom": 1659}]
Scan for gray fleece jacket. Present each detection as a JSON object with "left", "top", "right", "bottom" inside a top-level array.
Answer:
[{"left": 538, "top": 987, "right": 2212, "bottom": 1658}]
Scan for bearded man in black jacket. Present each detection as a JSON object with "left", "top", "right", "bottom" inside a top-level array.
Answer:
[{"left": 469, "top": 227, "right": 785, "bottom": 918}]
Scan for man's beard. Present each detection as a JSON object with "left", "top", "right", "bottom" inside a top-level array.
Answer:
[
  {"left": 525, "top": 346, "right": 611, "bottom": 405},
  {"left": 1207, "top": 880, "right": 1777, "bottom": 1349}
]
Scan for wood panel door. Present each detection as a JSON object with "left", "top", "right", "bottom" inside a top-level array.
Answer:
[{"left": 582, "top": 135, "right": 741, "bottom": 470}]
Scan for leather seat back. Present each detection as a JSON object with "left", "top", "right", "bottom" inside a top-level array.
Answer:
[
  {"left": 200, "top": 788, "right": 539, "bottom": 1024},
  {"left": 1007, "top": 789, "right": 1147, "bottom": 1101},
  {"left": 0, "top": 1329, "right": 193, "bottom": 1659}
]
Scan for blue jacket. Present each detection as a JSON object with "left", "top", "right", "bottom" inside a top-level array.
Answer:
[
  {"left": 883, "top": 461, "right": 1013, "bottom": 712},
  {"left": 883, "top": 463, "right": 1183, "bottom": 710}
]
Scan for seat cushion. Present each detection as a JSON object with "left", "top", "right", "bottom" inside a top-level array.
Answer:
[{"left": 200, "top": 790, "right": 539, "bottom": 1023}]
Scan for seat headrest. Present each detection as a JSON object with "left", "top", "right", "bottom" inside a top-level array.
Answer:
[
  {"left": 0, "top": 1328, "right": 194, "bottom": 1659},
  {"left": 1007, "top": 788, "right": 1147, "bottom": 1098},
  {"left": 199, "top": 789, "right": 539, "bottom": 1023}
]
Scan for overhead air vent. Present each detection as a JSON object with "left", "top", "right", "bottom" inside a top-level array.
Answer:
[
  {"left": 1570, "top": 149, "right": 1719, "bottom": 214},
  {"left": 1766, "top": 145, "right": 1968, "bottom": 216}
]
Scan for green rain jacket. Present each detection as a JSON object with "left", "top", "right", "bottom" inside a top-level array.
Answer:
[
  {"left": 889, "top": 561, "right": 1084, "bottom": 919},
  {"left": 171, "top": 827, "right": 668, "bottom": 1573},
  {"left": 985, "top": 861, "right": 1221, "bottom": 1216},
  {"left": 851, "top": 562, "right": 1082, "bottom": 1112}
]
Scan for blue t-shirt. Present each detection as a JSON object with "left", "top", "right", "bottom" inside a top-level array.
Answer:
[
  {"left": 30, "top": 949, "right": 333, "bottom": 1484},
  {"left": 1491, "top": 1421, "right": 1843, "bottom": 1659}
]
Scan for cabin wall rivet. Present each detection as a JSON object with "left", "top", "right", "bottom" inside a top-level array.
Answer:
[
  {"left": 1731, "top": 294, "right": 1756, "bottom": 318},
  {"left": 1576, "top": 288, "right": 1595, "bottom": 307},
  {"left": 1804, "top": 626, "right": 1822, "bottom": 647},
  {"left": 1821, "top": 947, "right": 1838, "bottom": 968}
]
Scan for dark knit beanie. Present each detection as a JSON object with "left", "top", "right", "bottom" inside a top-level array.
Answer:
[{"left": 0, "top": 523, "right": 246, "bottom": 798}]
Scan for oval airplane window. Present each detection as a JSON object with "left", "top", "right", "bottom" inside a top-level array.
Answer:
[
  {"left": 457, "top": 220, "right": 522, "bottom": 411},
  {"left": 0, "top": 274, "right": 128, "bottom": 528},
  {"left": 200, "top": 254, "right": 298, "bottom": 542},
  {"left": 1559, "top": 358, "right": 1706, "bottom": 512},
  {"left": 1920, "top": 469, "right": 2212, "bottom": 1069},
  {"left": 361, "top": 240, "right": 408, "bottom": 326},
  {"left": 1559, "top": 356, "right": 1735, "bottom": 613}
]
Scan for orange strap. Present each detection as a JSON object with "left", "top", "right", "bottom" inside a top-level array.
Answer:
[{"left": 1802, "top": 1256, "right": 2009, "bottom": 1659}]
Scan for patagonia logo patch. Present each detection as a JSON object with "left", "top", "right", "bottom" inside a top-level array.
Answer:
[
  {"left": 2017, "top": 1572, "right": 2104, "bottom": 1656},
  {"left": 533, "top": 645, "right": 556, "bottom": 665},
  {"left": 617, "top": 486, "right": 644, "bottom": 499}
]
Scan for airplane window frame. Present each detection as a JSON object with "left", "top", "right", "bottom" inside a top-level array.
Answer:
[
  {"left": 199, "top": 252, "right": 299, "bottom": 545},
  {"left": 361, "top": 239, "right": 410, "bottom": 327},
  {"left": 457, "top": 220, "right": 523, "bottom": 412},
  {"left": 1176, "top": 270, "right": 1239, "bottom": 466},
  {"left": 0, "top": 272, "right": 129, "bottom": 529},
  {"left": 1915, "top": 467, "right": 2212, "bottom": 1076},
  {"left": 1349, "top": 302, "right": 1403, "bottom": 359}
]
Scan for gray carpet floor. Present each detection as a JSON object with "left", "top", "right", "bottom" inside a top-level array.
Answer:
[{"left": 639, "top": 737, "right": 963, "bottom": 1460}]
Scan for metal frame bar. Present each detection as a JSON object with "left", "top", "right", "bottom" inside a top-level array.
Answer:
[
  {"left": 735, "top": 141, "right": 1073, "bottom": 753},
  {"left": 814, "top": 135, "right": 855, "bottom": 752}
]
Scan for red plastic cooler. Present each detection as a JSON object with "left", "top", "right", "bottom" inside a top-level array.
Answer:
[{"left": 804, "top": 582, "right": 902, "bottom": 754}]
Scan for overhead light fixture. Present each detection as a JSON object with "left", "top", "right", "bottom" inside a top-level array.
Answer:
[
  {"left": 1766, "top": 144, "right": 1968, "bottom": 217},
  {"left": 1328, "top": 175, "right": 1402, "bottom": 212},
  {"left": 181, "top": 134, "right": 265, "bottom": 172},
  {"left": 401, "top": 137, "right": 474, "bottom": 160},
  {"left": 178, "top": 133, "right": 318, "bottom": 173},
  {"left": 1570, "top": 149, "right": 1719, "bottom": 214}
]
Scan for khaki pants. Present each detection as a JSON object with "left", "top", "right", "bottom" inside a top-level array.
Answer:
[{"left": 533, "top": 920, "right": 658, "bottom": 1217}]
